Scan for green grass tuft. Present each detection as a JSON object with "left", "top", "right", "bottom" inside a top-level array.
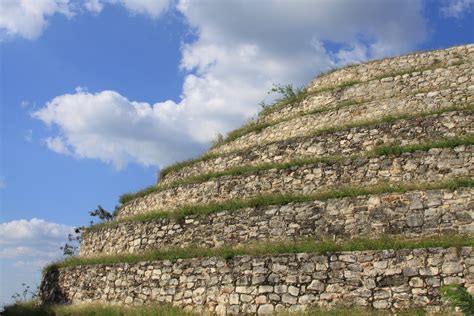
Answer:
[
  {"left": 373, "top": 136, "right": 474, "bottom": 156},
  {"left": 3, "top": 301, "right": 452, "bottom": 316},
  {"left": 45, "top": 234, "right": 473, "bottom": 272},
  {"left": 2, "top": 301, "right": 195, "bottom": 316},
  {"left": 119, "top": 185, "right": 159, "bottom": 205},
  {"left": 439, "top": 284, "right": 474, "bottom": 315}
]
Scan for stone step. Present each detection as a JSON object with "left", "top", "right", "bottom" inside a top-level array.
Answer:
[
  {"left": 210, "top": 82, "right": 472, "bottom": 156},
  {"left": 258, "top": 56, "right": 472, "bottom": 125},
  {"left": 81, "top": 186, "right": 473, "bottom": 257},
  {"left": 118, "top": 145, "right": 474, "bottom": 219},
  {"left": 41, "top": 246, "right": 474, "bottom": 314},
  {"left": 159, "top": 109, "right": 473, "bottom": 187},
  {"left": 304, "top": 44, "right": 473, "bottom": 102}
]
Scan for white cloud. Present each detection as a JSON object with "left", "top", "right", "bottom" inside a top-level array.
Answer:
[
  {"left": 105, "top": 0, "right": 171, "bottom": 18},
  {"left": 33, "top": 89, "right": 205, "bottom": 168},
  {"left": 33, "top": 0, "right": 428, "bottom": 169},
  {"left": 0, "top": 177, "right": 5, "bottom": 189},
  {"left": 84, "top": 0, "right": 104, "bottom": 14},
  {"left": 0, "top": 0, "right": 74, "bottom": 40},
  {"left": 440, "top": 0, "right": 474, "bottom": 18},
  {"left": 0, "top": 218, "right": 74, "bottom": 306},
  {"left": 0, "top": 218, "right": 73, "bottom": 247},
  {"left": 25, "top": 130, "right": 33, "bottom": 143},
  {"left": 0, "top": 0, "right": 172, "bottom": 40}
]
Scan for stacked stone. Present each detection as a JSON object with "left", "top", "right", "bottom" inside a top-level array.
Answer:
[{"left": 40, "top": 44, "right": 474, "bottom": 314}]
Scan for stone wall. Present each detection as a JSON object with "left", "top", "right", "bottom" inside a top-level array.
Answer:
[
  {"left": 307, "top": 44, "right": 472, "bottom": 93},
  {"left": 41, "top": 247, "right": 474, "bottom": 315},
  {"left": 119, "top": 146, "right": 473, "bottom": 218},
  {"left": 160, "top": 110, "right": 473, "bottom": 186},
  {"left": 81, "top": 188, "right": 473, "bottom": 256},
  {"left": 211, "top": 82, "right": 472, "bottom": 156},
  {"left": 257, "top": 44, "right": 473, "bottom": 124}
]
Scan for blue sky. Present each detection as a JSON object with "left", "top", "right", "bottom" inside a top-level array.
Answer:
[{"left": 0, "top": 0, "right": 473, "bottom": 307}]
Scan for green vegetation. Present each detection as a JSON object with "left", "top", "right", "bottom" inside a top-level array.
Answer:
[
  {"left": 157, "top": 104, "right": 473, "bottom": 182},
  {"left": 373, "top": 137, "right": 474, "bottom": 156},
  {"left": 440, "top": 285, "right": 474, "bottom": 315},
  {"left": 118, "top": 135, "right": 474, "bottom": 205},
  {"left": 119, "top": 185, "right": 158, "bottom": 205},
  {"left": 307, "top": 104, "right": 472, "bottom": 139},
  {"left": 2, "top": 301, "right": 195, "bottom": 316},
  {"left": 3, "top": 302, "right": 450, "bottom": 316},
  {"left": 90, "top": 178, "right": 473, "bottom": 233},
  {"left": 44, "top": 234, "right": 473, "bottom": 272},
  {"left": 258, "top": 83, "right": 309, "bottom": 117},
  {"left": 217, "top": 83, "right": 364, "bottom": 147},
  {"left": 284, "top": 307, "right": 432, "bottom": 316}
]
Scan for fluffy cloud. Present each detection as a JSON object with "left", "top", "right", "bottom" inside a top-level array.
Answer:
[
  {"left": 0, "top": 218, "right": 74, "bottom": 250},
  {"left": 0, "top": 0, "right": 171, "bottom": 40},
  {"left": 84, "top": 0, "right": 104, "bottom": 14},
  {"left": 440, "top": 0, "right": 474, "bottom": 18},
  {"left": 0, "top": 0, "right": 74, "bottom": 40},
  {"left": 84, "top": 0, "right": 172, "bottom": 17},
  {"left": 33, "top": 0, "right": 428, "bottom": 169},
  {"left": 105, "top": 0, "right": 171, "bottom": 18},
  {"left": 33, "top": 89, "right": 205, "bottom": 168},
  {"left": 0, "top": 218, "right": 74, "bottom": 305}
]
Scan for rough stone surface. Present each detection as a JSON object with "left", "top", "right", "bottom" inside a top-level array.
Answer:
[
  {"left": 119, "top": 146, "right": 473, "bottom": 218},
  {"left": 41, "top": 247, "right": 474, "bottom": 315},
  {"left": 39, "top": 44, "right": 474, "bottom": 314},
  {"left": 81, "top": 188, "right": 473, "bottom": 256},
  {"left": 261, "top": 44, "right": 474, "bottom": 124},
  {"left": 159, "top": 110, "right": 473, "bottom": 186},
  {"left": 211, "top": 80, "right": 472, "bottom": 155}
]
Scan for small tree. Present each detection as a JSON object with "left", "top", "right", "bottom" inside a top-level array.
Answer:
[
  {"left": 89, "top": 205, "right": 113, "bottom": 222},
  {"left": 211, "top": 133, "right": 225, "bottom": 148},
  {"left": 60, "top": 205, "right": 113, "bottom": 257},
  {"left": 60, "top": 226, "right": 85, "bottom": 257},
  {"left": 11, "top": 283, "right": 38, "bottom": 302}
]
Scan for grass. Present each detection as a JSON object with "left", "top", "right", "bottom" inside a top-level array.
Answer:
[
  {"left": 220, "top": 83, "right": 363, "bottom": 146},
  {"left": 89, "top": 178, "right": 474, "bottom": 233},
  {"left": 119, "top": 185, "right": 160, "bottom": 206},
  {"left": 44, "top": 234, "right": 473, "bottom": 272},
  {"left": 2, "top": 302, "right": 453, "bottom": 316},
  {"left": 2, "top": 301, "right": 195, "bottom": 316},
  {"left": 118, "top": 135, "right": 474, "bottom": 205},
  {"left": 440, "top": 284, "right": 474, "bottom": 315},
  {"left": 283, "top": 307, "right": 434, "bottom": 316},
  {"left": 157, "top": 104, "right": 473, "bottom": 182},
  {"left": 307, "top": 104, "right": 473, "bottom": 139},
  {"left": 373, "top": 137, "right": 474, "bottom": 156}
]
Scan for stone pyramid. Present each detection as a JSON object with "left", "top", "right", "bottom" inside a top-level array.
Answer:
[{"left": 40, "top": 44, "right": 473, "bottom": 315}]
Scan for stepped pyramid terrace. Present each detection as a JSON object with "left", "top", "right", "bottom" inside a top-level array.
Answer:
[{"left": 39, "top": 44, "right": 474, "bottom": 315}]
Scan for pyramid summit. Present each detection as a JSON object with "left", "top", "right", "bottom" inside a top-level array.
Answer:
[{"left": 40, "top": 44, "right": 474, "bottom": 314}]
